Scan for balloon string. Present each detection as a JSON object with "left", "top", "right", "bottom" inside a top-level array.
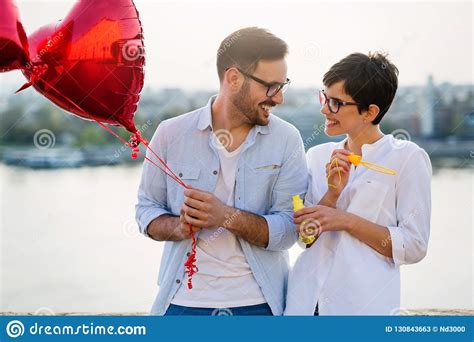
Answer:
[
  {"left": 17, "top": 58, "right": 202, "bottom": 287},
  {"left": 139, "top": 138, "right": 187, "bottom": 188},
  {"left": 184, "top": 224, "right": 199, "bottom": 289},
  {"left": 92, "top": 119, "right": 198, "bottom": 289},
  {"left": 24, "top": 70, "right": 199, "bottom": 288},
  {"left": 93, "top": 120, "right": 185, "bottom": 185}
]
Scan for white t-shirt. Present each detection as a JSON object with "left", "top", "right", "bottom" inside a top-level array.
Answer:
[{"left": 171, "top": 134, "right": 266, "bottom": 308}]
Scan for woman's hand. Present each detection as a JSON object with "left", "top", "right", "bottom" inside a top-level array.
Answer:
[
  {"left": 294, "top": 205, "right": 351, "bottom": 235},
  {"left": 326, "top": 149, "right": 351, "bottom": 198}
]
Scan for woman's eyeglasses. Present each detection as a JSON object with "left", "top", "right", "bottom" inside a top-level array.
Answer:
[{"left": 319, "top": 90, "right": 360, "bottom": 114}]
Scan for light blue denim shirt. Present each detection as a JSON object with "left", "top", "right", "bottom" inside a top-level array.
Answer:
[{"left": 135, "top": 96, "right": 308, "bottom": 315}]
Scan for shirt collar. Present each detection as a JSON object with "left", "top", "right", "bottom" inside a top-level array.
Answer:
[
  {"left": 336, "top": 134, "right": 388, "bottom": 152},
  {"left": 197, "top": 95, "right": 271, "bottom": 135}
]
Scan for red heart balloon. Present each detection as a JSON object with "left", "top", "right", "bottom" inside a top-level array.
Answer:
[
  {"left": 0, "top": 0, "right": 29, "bottom": 72},
  {"left": 20, "top": 0, "right": 145, "bottom": 134}
]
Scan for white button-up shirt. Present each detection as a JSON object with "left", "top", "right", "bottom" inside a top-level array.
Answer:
[{"left": 285, "top": 135, "right": 432, "bottom": 315}]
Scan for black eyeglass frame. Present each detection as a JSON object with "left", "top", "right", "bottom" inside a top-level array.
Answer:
[
  {"left": 226, "top": 67, "right": 291, "bottom": 97},
  {"left": 319, "top": 90, "right": 360, "bottom": 114}
]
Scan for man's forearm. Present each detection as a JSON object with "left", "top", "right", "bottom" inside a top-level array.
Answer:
[
  {"left": 147, "top": 214, "right": 183, "bottom": 241},
  {"left": 222, "top": 207, "right": 269, "bottom": 248}
]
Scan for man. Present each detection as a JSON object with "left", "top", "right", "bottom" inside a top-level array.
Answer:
[{"left": 136, "top": 27, "right": 307, "bottom": 316}]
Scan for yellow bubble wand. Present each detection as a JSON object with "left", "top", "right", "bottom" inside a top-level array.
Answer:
[{"left": 328, "top": 153, "right": 396, "bottom": 188}]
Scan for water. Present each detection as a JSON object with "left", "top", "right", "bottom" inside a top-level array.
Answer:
[{"left": 0, "top": 164, "right": 472, "bottom": 313}]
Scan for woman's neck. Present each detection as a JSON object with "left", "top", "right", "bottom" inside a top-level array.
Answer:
[{"left": 346, "top": 126, "right": 384, "bottom": 156}]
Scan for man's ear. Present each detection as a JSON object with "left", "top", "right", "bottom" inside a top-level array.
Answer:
[
  {"left": 365, "top": 104, "right": 380, "bottom": 123},
  {"left": 224, "top": 67, "right": 243, "bottom": 92}
]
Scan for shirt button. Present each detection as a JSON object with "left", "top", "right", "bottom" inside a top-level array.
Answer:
[
  {"left": 176, "top": 279, "right": 181, "bottom": 284},
  {"left": 213, "top": 170, "right": 218, "bottom": 175},
  {"left": 178, "top": 172, "right": 183, "bottom": 178}
]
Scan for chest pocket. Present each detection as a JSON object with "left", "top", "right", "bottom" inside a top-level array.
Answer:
[
  {"left": 252, "top": 162, "right": 281, "bottom": 186},
  {"left": 346, "top": 179, "right": 390, "bottom": 223},
  {"left": 166, "top": 162, "right": 201, "bottom": 214},
  {"left": 242, "top": 162, "right": 282, "bottom": 212}
]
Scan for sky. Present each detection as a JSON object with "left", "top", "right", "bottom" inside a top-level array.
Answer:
[{"left": 1, "top": 0, "right": 473, "bottom": 91}]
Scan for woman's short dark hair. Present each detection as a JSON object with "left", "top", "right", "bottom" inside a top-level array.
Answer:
[
  {"left": 216, "top": 27, "right": 288, "bottom": 82},
  {"left": 323, "top": 52, "right": 399, "bottom": 125}
]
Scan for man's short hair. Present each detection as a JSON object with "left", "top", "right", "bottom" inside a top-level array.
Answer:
[{"left": 216, "top": 27, "right": 288, "bottom": 82}]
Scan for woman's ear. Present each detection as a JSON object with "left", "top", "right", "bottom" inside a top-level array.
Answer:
[{"left": 365, "top": 104, "right": 380, "bottom": 124}]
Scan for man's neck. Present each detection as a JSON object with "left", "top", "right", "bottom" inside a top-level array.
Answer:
[{"left": 211, "top": 95, "right": 253, "bottom": 152}]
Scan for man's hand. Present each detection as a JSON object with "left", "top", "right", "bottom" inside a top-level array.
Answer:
[
  {"left": 147, "top": 212, "right": 200, "bottom": 242},
  {"left": 177, "top": 208, "right": 201, "bottom": 239},
  {"left": 182, "top": 186, "right": 269, "bottom": 248},
  {"left": 182, "top": 187, "right": 230, "bottom": 229}
]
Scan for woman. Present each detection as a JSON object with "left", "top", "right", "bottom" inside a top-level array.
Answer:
[{"left": 285, "top": 52, "right": 431, "bottom": 315}]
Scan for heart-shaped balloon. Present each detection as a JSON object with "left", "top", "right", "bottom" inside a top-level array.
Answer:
[
  {"left": 20, "top": 0, "right": 145, "bottom": 134},
  {"left": 0, "top": 0, "right": 29, "bottom": 72}
]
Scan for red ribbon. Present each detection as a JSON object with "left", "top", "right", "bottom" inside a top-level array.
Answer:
[
  {"left": 88, "top": 120, "right": 199, "bottom": 290},
  {"left": 15, "top": 52, "right": 199, "bottom": 288}
]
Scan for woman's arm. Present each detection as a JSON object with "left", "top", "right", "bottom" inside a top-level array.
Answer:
[
  {"left": 297, "top": 147, "right": 431, "bottom": 261},
  {"left": 344, "top": 212, "right": 393, "bottom": 258},
  {"left": 295, "top": 205, "right": 393, "bottom": 258}
]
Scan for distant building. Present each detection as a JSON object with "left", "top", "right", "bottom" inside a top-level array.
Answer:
[{"left": 419, "top": 75, "right": 436, "bottom": 138}]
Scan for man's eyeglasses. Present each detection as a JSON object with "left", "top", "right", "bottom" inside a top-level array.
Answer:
[
  {"left": 235, "top": 67, "right": 291, "bottom": 97},
  {"left": 319, "top": 90, "right": 360, "bottom": 114}
]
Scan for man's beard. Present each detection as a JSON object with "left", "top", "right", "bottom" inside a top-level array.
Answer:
[{"left": 231, "top": 81, "right": 269, "bottom": 126}]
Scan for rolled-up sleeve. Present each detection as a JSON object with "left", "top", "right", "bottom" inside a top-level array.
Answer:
[
  {"left": 387, "top": 148, "right": 432, "bottom": 266},
  {"left": 264, "top": 128, "right": 308, "bottom": 251},
  {"left": 135, "top": 122, "right": 171, "bottom": 236}
]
